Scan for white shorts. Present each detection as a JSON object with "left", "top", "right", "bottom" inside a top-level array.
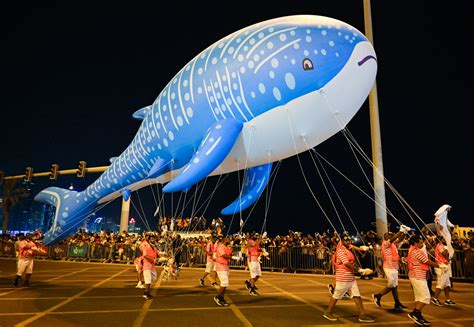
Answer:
[
  {"left": 409, "top": 278, "right": 430, "bottom": 304},
  {"left": 332, "top": 280, "right": 360, "bottom": 300},
  {"left": 17, "top": 258, "right": 33, "bottom": 275},
  {"left": 249, "top": 261, "right": 262, "bottom": 279},
  {"left": 216, "top": 270, "right": 229, "bottom": 287},
  {"left": 383, "top": 268, "right": 399, "bottom": 288},
  {"left": 143, "top": 269, "right": 157, "bottom": 285},
  {"left": 205, "top": 261, "right": 216, "bottom": 273},
  {"left": 435, "top": 266, "right": 451, "bottom": 289}
]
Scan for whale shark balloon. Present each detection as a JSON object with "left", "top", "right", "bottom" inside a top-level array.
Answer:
[{"left": 35, "top": 15, "right": 377, "bottom": 245}]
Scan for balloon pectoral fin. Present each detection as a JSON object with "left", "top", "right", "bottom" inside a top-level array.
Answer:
[
  {"left": 147, "top": 157, "right": 169, "bottom": 179},
  {"left": 221, "top": 162, "right": 272, "bottom": 215},
  {"left": 163, "top": 119, "right": 243, "bottom": 193}
]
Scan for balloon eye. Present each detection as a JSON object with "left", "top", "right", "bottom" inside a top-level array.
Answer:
[{"left": 302, "top": 58, "right": 314, "bottom": 71}]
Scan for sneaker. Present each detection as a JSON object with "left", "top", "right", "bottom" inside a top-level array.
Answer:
[
  {"left": 444, "top": 299, "right": 456, "bottom": 306},
  {"left": 358, "top": 314, "right": 375, "bottom": 323},
  {"left": 395, "top": 302, "right": 408, "bottom": 309},
  {"left": 431, "top": 298, "right": 442, "bottom": 306},
  {"left": 408, "top": 312, "right": 424, "bottom": 326},
  {"left": 394, "top": 304, "right": 405, "bottom": 311},
  {"left": 249, "top": 288, "right": 259, "bottom": 296},
  {"left": 322, "top": 311, "right": 338, "bottom": 321},
  {"left": 220, "top": 299, "right": 230, "bottom": 307},
  {"left": 372, "top": 293, "right": 381, "bottom": 308},
  {"left": 211, "top": 281, "right": 218, "bottom": 287},
  {"left": 23, "top": 281, "right": 30, "bottom": 287},
  {"left": 13, "top": 279, "right": 19, "bottom": 287},
  {"left": 143, "top": 293, "right": 154, "bottom": 300},
  {"left": 214, "top": 296, "right": 224, "bottom": 306},
  {"left": 244, "top": 280, "right": 251, "bottom": 291},
  {"left": 199, "top": 278, "right": 205, "bottom": 286},
  {"left": 327, "top": 284, "right": 334, "bottom": 295},
  {"left": 419, "top": 314, "right": 431, "bottom": 326}
]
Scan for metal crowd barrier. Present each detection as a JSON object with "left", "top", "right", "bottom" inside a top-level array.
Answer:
[{"left": 0, "top": 239, "right": 470, "bottom": 280}]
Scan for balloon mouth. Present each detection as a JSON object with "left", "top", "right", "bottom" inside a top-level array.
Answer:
[{"left": 357, "top": 55, "right": 377, "bottom": 66}]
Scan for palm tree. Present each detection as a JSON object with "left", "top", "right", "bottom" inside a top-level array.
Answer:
[{"left": 1, "top": 179, "right": 29, "bottom": 234}]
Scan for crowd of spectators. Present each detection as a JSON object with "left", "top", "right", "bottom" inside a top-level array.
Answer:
[{"left": 1, "top": 223, "right": 473, "bottom": 278}]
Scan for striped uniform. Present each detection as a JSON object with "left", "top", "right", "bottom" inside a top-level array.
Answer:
[
  {"left": 408, "top": 247, "right": 429, "bottom": 280},
  {"left": 382, "top": 240, "right": 399, "bottom": 270},
  {"left": 434, "top": 242, "right": 451, "bottom": 289},
  {"left": 332, "top": 242, "right": 360, "bottom": 299},
  {"left": 205, "top": 241, "right": 216, "bottom": 273},
  {"left": 382, "top": 240, "right": 399, "bottom": 287},
  {"left": 335, "top": 244, "right": 355, "bottom": 282},
  {"left": 408, "top": 246, "right": 430, "bottom": 304}
]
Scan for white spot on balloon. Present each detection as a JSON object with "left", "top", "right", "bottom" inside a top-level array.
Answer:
[
  {"left": 253, "top": 54, "right": 260, "bottom": 62},
  {"left": 305, "top": 36, "right": 312, "bottom": 43},
  {"left": 215, "top": 124, "right": 222, "bottom": 129},
  {"left": 322, "top": 30, "right": 327, "bottom": 36},
  {"left": 228, "top": 47, "right": 235, "bottom": 55},
  {"left": 240, "top": 67, "right": 246, "bottom": 74},
  {"left": 258, "top": 83, "right": 266, "bottom": 94},
  {"left": 271, "top": 58, "right": 279, "bottom": 68},
  {"left": 184, "top": 93, "right": 190, "bottom": 101},
  {"left": 163, "top": 139, "right": 168, "bottom": 147},
  {"left": 279, "top": 34, "right": 287, "bottom": 42},
  {"left": 329, "top": 40, "right": 335, "bottom": 47},
  {"left": 304, "top": 50, "right": 309, "bottom": 56},
  {"left": 267, "top": 42, "right": 274, "bottom": 49},
  {"left": 269, "top": 71, "right": 275, "bottom": 79},
  {"left": 237, "top": 54, "right": 244, "bottom": 62},
  {"left": 193, "top": 158, "right": 200, "bottom": 163},
  {"left": 248, "top": 61, "right": 254, "bottom": 69},
  {"left": 250, "top": 91, "right": 255, "bottom": 98},
  {"left": 168, "top": 131, "right": 174, "bottom": 141},
  {"left": 321, "top": 49, "right": 327, "bottom": 55},
  {"left": 273, "top": 87, "right": 281, "bottom": 101},
  {"left": 285, "top": 73, "right": 296, "bottom": 90},
  {"left": 177, "top": 116, "right": 183, "bottom": 126}
]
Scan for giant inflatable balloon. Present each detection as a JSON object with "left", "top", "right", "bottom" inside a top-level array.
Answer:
[{"left": 35, "top": 15, "right": 377, "bottom": 244}]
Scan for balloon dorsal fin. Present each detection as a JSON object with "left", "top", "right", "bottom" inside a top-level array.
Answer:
[{"left": 133, "top": 105, "right": 152, "bottom": 120}]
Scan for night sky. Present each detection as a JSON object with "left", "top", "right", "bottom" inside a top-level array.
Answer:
[{"left": 1, "top": 1, "right": 472, "bottom": 236}]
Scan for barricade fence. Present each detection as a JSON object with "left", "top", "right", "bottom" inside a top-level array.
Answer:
[{"left": 0, "top": 240, "right": 469, "bottom": 280}]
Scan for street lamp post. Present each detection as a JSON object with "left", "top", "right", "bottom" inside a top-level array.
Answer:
[{"left": 363, "top": 0, "right": 388, "bottom": 238}]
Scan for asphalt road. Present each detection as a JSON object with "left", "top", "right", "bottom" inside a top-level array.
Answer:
[{"left": 0, "top": 258, "right": 473, "bottom": 327}]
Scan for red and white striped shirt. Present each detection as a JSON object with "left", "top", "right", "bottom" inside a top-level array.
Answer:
[
  {"left": 382, "top": 240, "right": 399, "bottom": 270},
  {"left": 408, "top": 246, "right": 429, "bottom": 280},
  {"left": 434, "top": 243, "right": 449, "bottom": 264},
  {"left": 334, "top": 243, "right": 355, "bottom": 282},
  {"left": 206, "top": 241, "right": 215, "bottom": 263}
]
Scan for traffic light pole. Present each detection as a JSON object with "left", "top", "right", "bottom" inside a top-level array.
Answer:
[{"left": 3, "top": 166, "right": 109, "bottom": 180}]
